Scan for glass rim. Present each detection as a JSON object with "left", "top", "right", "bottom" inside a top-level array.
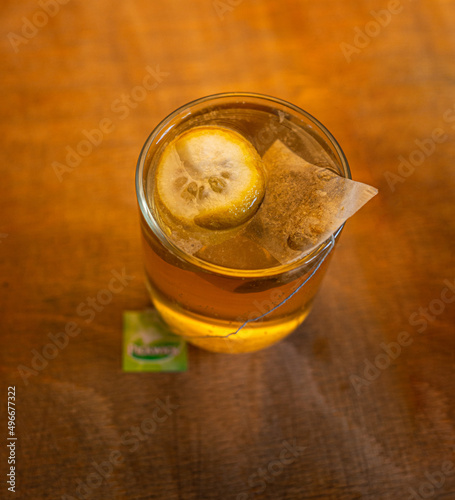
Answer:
[{"left": 135, "top": 92, "right": 351, "bottom": 278}]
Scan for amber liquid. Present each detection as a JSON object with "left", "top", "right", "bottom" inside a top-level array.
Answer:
[{"left": 140, "top": 102, "right": 342, "bottom": 353}]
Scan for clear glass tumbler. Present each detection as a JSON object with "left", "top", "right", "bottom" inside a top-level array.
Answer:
[{"left": 136, "top": 93, "right": 350, "bottom": 353}]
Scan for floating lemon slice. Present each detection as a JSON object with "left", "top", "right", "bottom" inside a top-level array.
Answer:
[{"left": 155, "top": 126, "right": 265, "bottom": 230}]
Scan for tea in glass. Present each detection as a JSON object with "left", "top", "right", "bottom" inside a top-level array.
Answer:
[{"left": 136, "top": 93, "right": 351, "bottom": 353}]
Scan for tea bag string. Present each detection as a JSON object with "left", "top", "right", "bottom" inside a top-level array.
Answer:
[{"left": 189, "top": 235, "right": 335, "bottom": 340}]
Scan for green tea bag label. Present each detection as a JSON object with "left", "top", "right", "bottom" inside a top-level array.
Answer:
[{"left": 123, "top": 310, "right": 187, "bottom": 372}]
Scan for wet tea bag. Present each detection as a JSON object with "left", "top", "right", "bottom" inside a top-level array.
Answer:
[{"left": 245, "top": 140, "right": 378, "bottom": 264}]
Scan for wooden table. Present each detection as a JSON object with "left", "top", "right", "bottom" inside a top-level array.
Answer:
[{"left": 1, "top": 0, "right": 455, "bottom": 498}]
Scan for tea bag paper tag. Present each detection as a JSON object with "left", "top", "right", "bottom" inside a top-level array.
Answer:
[{"left": 123, "top": 310, "right": 188, "bottom": 372}]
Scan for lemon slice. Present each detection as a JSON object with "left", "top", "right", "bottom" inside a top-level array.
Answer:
[{"left": 155, "top": 126, "right": 265, "bottom": 230}]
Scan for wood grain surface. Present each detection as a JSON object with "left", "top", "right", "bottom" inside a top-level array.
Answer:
[{"left": 1, "top": 0, "right": 455, "bottom": 498}]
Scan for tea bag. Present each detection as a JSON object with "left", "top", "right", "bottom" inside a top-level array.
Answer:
[{"left": 245, "top": 140, "right": 378, "bottom": 264}]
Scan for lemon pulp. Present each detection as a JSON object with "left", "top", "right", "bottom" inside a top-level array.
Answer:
[{"left": 155, "top": 126, "right": 265, "bottom": 230}]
